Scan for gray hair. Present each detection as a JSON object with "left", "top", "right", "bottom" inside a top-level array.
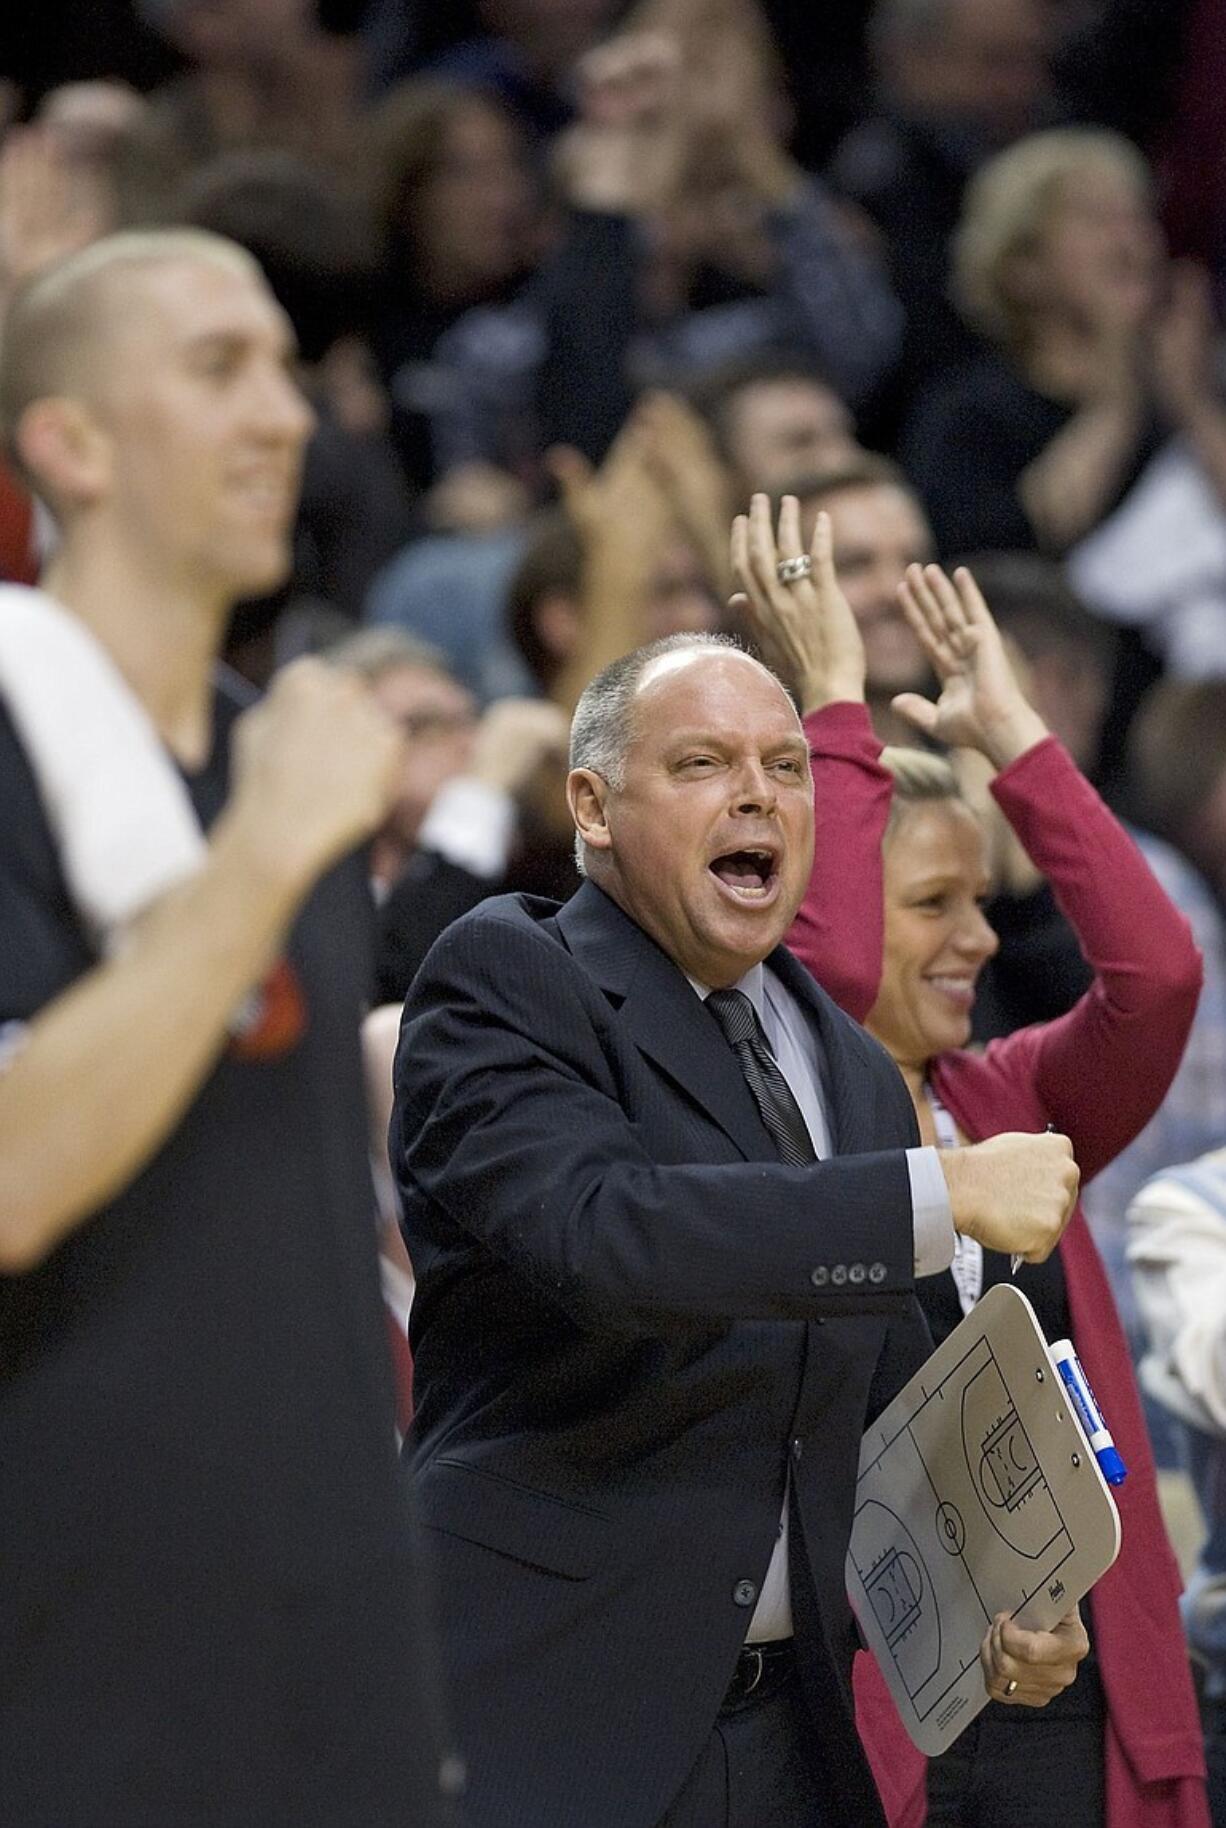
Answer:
[
  {"left": 325, "top": 624, "right": 451, "bottom": 685},
  {"left": 569, "top": 632, "right": 768, "bottom": 874}
]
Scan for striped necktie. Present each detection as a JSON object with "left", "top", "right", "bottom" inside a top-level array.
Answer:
[{"left": 706, "top": 987, "right": 817, "bottom": 1167}]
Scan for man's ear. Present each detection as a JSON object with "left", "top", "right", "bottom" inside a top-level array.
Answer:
[
  {"left": 567, "top": 767, "right": 613, "bottom": 857},
  {"left": 15, "top": 397, "right": 111, "bottom": 509}
]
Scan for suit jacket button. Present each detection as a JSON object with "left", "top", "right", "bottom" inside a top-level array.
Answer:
[
  {"left": 810, "top": 1266, "right": 829, "bottom": 1288},
  {"left": 733, "top": 1579, "right": 758, "bottom": 1607},
  {"left": 868, "top": 1262, "right": 887, "bottom": 1285},
  {"left": 831, "top": 1264, "right": 848, "bottom": 1286},
  {"left": 849, "top": 1263, "right": 866, "bottom": 1285},
  {"left": 792, "top": 1437, "right": 803, "bottom": 1462}
]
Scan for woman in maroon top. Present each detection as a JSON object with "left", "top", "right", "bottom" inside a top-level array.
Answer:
[{"left": 732, "top": 496, "right": 1209, "bottom": 1828}]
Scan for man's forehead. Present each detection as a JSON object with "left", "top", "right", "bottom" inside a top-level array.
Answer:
[
  {"left": 99, "top": 254, "right": 286, "bottom": 350},
  {"left": 632, "top": 648, "right": 800, "bottom": 734}
]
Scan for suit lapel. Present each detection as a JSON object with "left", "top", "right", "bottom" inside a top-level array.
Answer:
[{"left": 555, "top": 883, "right": 775, "bottom": 1163}]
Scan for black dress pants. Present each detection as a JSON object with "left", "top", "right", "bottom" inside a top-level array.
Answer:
[
  {"left": 657, "top": 1663, "right": 834, "bottom": 1828},
  {"left": 925, "top": 1639, "right": 1107, "bottom": 1828}
]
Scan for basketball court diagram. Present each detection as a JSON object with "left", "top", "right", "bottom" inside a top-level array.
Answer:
[{"left": 846, "top": 1287, "right": 1119, "bottom": 1754}]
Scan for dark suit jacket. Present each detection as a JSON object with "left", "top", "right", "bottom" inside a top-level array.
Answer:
[{"left": 393, "top": 881, "right": 931, "bottom": 1828}]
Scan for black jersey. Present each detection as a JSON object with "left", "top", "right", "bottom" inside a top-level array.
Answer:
[{"left": 0, "top": 680, "right": 454, "bottom": 1825}]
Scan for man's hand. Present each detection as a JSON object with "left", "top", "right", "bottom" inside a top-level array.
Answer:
[
  {"left": 228, "top": 658, "right": 404, "bottom": 895},
  {"left": 940, "top": 1131, "right": 1080, "bottom": 1263},
  {"left": 731, "top": 492, "right": 866, "bottom": 711},
  {"left": 980, "top": 1605, "right": 1089, "bottom": 1707},
  {"left": 469, "top": 699, "right": 569, "bottom": 798}
]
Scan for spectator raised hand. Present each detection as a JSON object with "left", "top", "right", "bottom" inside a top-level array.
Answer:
[
  {"left": 731, "top": 491, "right": 866, "bottom": 712},
  {"left": 892, "top": 561, "right": 1049, "bottom": 769},
  {"left": 0, "top": 126, "right": 112, "bottom": 307}
]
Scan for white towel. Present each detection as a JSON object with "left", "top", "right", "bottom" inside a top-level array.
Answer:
[
  {"left": 0, "top": 584, "right": 205, "bottom": 950},
  {"left": 1067, "top": 440, "right": 1226, "bottom": 677}
]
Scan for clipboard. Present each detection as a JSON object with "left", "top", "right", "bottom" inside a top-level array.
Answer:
[{"left": 845, "top": 1282, "right": 1121, "bottom": 1755}]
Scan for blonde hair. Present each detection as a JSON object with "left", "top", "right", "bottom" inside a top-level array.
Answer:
[
  {"left": 879, "top": 745, "right": 964, "bottom": 838},
  {"left": 0, "top": 228, "right": 259, "bottom": 463},
  {"left": 951, "top": 127, "right": 1151, "bottom": 353}
]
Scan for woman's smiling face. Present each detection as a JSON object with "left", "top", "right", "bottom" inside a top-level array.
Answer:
[{"left": 867, "top": 799, "right": 999, "bottom": 1074}]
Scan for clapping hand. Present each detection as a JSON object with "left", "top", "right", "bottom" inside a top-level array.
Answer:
[
  {"left": 547, "top": 413, "right": 673, "bottom": 570},
  {"left": 0, "top": 125, "right": 111, "bottom": 299},
  {"left": 730, "top": 492, "right": 865, "bottom": 713},
  {"left": 556, "top": 30, "right": 686, "bottom": 216},
  {"left": 891, "top": 563, "right": 1048, "bottom": 770}
]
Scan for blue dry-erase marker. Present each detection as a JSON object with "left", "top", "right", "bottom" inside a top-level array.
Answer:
[{"left": 1049, "top": 1338, "right": 1128, "bottom": 1485}]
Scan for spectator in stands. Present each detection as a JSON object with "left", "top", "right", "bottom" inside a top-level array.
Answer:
[
  {"left": 328, "top": 625, "right": 567, "bottom": 996},
  {"left": 951, "top": 552, "right": 1107, "bottom": 1038},
  {"left": 1131, "top": 680, "right": 1226, "bottom": 917},
  {"left": 414, "top": 0, "right": 625, "bottom": 141},
  {"left": 1129, "top": 1150, "right": 1226, "bottom": 1826},
  {"left": 904, "top": 131, "right": 1226, "bottom": 621},
  {"left": 690, "top": 350, "right": 859, "bottom": 498},
  {"left": 428, "top": 21, "right": 902, "bottom": 482},
  {"left": 130, "top": 0, "right": 362, "bottom": 195},
  {"left": 363, "top": 77, "right": 548, "bottom": 505},
  {"left": 828, "top": 0, "right": 1055, "bottom": 417},
  {"left": 367, "top": 389, "right": 728, "bottom": 710}
]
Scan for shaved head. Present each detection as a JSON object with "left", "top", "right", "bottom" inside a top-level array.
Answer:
[{"left": 0, "top": 229, "right": 259, "bottom": 477}]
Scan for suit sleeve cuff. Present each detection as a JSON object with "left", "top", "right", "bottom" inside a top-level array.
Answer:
[{"left": 908, "top": 1146, "right": 956, "bottom": 1277}]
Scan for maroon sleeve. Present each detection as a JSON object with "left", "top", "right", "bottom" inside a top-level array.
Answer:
[
  {"left": 966, "top": 738, "right": 1203, "bottom": 1182},
  {"left": 786, "top": 702, "right": 893, "bottom": 1024}
]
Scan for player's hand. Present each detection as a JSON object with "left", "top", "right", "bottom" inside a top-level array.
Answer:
[
  {"left": 980, "top": 1605, "right": 1089, "bottom": 1706},
  {"left": 229, "top": 658, "right": 405, "bottom": 892},
  {"left": 941, "top": 1131, "right": 1080, "bottom": 1263}
]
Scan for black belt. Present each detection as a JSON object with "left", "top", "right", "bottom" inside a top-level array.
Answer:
[{"left": 720, "top": 1638, "right": 796, "bottom": 1713}]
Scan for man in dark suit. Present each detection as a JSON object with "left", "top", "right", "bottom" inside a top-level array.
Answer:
[{"left": 392, "top": 626, "right": 1083, "bottom": 1827}]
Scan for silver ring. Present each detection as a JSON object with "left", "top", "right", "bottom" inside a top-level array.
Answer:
[
  {"left": 1003, "top": 1678, "right": 1018, "bottom": 1698},
  {"left": 775, "top": 554, "right": 812, "bottom": 584}
]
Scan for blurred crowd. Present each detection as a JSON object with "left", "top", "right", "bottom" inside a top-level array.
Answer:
[{"left": 5, "top": 0, "right": 1226, "bottom": 1802}]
